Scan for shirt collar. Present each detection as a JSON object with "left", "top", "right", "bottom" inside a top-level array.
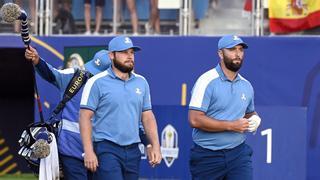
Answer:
[
  {"left": 216, "top": 63, "right": 241, "bottom": 82},
  {"left": 107, "top": 66, "right": 136, "bottom": 80}
]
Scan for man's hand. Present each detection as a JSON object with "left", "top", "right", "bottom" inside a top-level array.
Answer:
[
  {"left": 247, "top": 115, "right": 261, "bottom": 133},
  {"left": 83, "top": 150, "right": 99, "bottom": 172},
  {"left": 147, "top": 144, "right": 162, "bottom": 167},
  {"left": 231, "top": 118, "right": 250, "bottom": 133},
  {"left": 24, "top": 46, "right": 39, "bottom": 65}
]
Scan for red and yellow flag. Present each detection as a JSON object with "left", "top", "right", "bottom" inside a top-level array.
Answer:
[{"left": 269, "top": 0, "right": 320, "bottom": 33}]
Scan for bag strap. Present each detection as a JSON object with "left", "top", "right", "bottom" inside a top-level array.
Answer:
[{"left": 52, "top": 69, "right": 92, "bottom": 116}]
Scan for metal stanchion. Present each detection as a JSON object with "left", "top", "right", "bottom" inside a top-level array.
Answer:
[
  {"left": 181, "top": 0, "right": 192, "bottom": 35},
  {"left": 183, "top": 0, "right": 187, "bottom": 35},
  {"left": 179, "top": 0, "right": 182, "bottom": 35},
  {"left": 188, "top": 0, "right": 192, "bottom": 35},
  {"left": 251, "top": 0, "right": 255, "bottom": 35},
  {"left": 113, "top": 0, "right": 118, "bottom": 34},
  {"left": 255, "top": 0, "right": 261, "bottom": 36},
  {"left": 39, "top": 0, "right": 43, "bottom": 36},
  {"left": 45, "top": 0, "right": 49, "bottom": 35},
  {"left": 49, "top": 0, "right": 53, "bottom": 35},
  {"left": 252, "top": 0, "right": 263, "bottom": 36},
  {"left": 35, "top": 0, "right": 39, "bottom": 35}
]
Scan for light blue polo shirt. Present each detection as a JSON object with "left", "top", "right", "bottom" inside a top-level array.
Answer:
[
  {"left": 189, "top": 64, "right": 255, "bottom": 150},
  {"left": 80, "top": 67, "right": 152, "bottom": 146}
]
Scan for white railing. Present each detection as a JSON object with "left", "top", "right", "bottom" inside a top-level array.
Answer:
[
  {"left": 35, "top": 0, "right": 53, "bottom": 36},
  {"left": 34, "top": 0, "right": 194, "bottom": 36}
]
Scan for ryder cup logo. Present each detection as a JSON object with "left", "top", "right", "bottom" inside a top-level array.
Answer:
[{"left": 161, "top": 124, "right": 179, "bottom": 167}]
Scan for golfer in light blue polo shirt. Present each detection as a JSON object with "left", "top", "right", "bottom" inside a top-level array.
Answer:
[
  {"left": 188, "top": 35, "right": 262, "bottom": 180},
  {"left": 79, "top": 36, "right": 162, "bottom": 180}
]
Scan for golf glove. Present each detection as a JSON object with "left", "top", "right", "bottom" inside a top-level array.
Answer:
[{"left": 247, "top": 115, "right": 261, "bottom": 133}]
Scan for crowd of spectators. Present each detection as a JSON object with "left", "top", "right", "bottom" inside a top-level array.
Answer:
[{"left": 1, "top": 0, "right": 319, "bottom": 36}]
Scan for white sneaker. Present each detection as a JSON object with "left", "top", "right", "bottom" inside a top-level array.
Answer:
[
  {"left": 84, "top": 31, "right": 91, "bottom": 35},
  {"left": 132, "top": 32, "right": 139, "bottom": 36},
  {"left": 93, "top": 31, "right": 100, "bottom": 36}
]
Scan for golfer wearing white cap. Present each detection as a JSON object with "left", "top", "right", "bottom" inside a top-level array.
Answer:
[{"left": 188, "top": 35, "right": 261, "bottom": 180}]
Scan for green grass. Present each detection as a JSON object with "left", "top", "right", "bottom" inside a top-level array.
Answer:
[{"left": 0, "top": 174, "right": 37, "bottom": 180}]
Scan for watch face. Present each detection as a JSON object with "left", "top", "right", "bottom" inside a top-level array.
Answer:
[{"left": 65, "top": 53, "right": 84, "bottom": 69}]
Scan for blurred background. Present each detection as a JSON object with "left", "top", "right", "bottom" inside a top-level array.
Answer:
[{"left": 1, "top": 0, "right": 319, "bottom": 36}]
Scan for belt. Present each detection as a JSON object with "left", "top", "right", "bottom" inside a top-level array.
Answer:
[{"left": 95, "top": 139, "right": 139, "bottom": 149}]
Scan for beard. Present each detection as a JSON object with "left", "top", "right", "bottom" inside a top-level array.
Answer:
[
  {"left": 222, "top": 53, "right": 243, "bottom": 72},
  {"left": 113, "top": 57, "right": 134, "bottom": 73}
]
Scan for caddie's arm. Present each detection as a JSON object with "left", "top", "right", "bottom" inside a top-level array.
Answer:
[
  {"left": 25, "top": 45, "right": 58, "bottom": 84},
  {"left": 141, "top": 110, "right": 162, "bottom": 167},
  {"left": 79, "top": 108, "right": 98, "bottom": 172},
  {"left": 25, "top": 45, "right": 40, "bottom": 65}
]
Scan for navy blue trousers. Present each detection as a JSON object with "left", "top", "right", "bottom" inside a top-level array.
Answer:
[
  {"left": 189, "top": 143, "right": 253, "bottom": 180},
  {"left": 60, "top": 154, "right": 92, "bottom": 180},
  {"left": 93, "top": 140, "right": 141, "bottom": 180}
]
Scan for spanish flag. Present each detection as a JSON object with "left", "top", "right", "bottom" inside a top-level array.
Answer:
[{"left": 269, "top": 0, "right": 320, "bottom": 33}]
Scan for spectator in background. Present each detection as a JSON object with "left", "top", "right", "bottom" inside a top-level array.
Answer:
[
  {"left": 145, "top": 0, "right": 160, "bottom": 35},
  {"left": 113, "top": 0, "right": 138, "bottom": 36},
  {"left": 84, "top": 0, "right": 105, "bottom": 35},
  {"left": 53, "top": 0, "right": 73, "bottom": 17},
  {"left": 125, "top": 0, "right": 139, "bottom": 35},
  {"left": 53, "top": 0, "right": 76, "bottom": 34}
]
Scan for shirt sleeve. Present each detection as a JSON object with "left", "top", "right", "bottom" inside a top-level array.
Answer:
[
  {"left": 189, "top": 78, "right": 214, "bottom": 113},
  {"left": 80, "top": 78, "right": 100, "bottom": 111},
  {"left": 35, "top": 58, "right": 56, "bottom": 83},
  {"left": 142, "top": 80, "right": 152, "bottom": 111},
  {"left": 246, "top": 85, "right": 255, "bottom": 113},
  {"left": 35, "top": 57, "right": 74, "bottom": 90}
]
